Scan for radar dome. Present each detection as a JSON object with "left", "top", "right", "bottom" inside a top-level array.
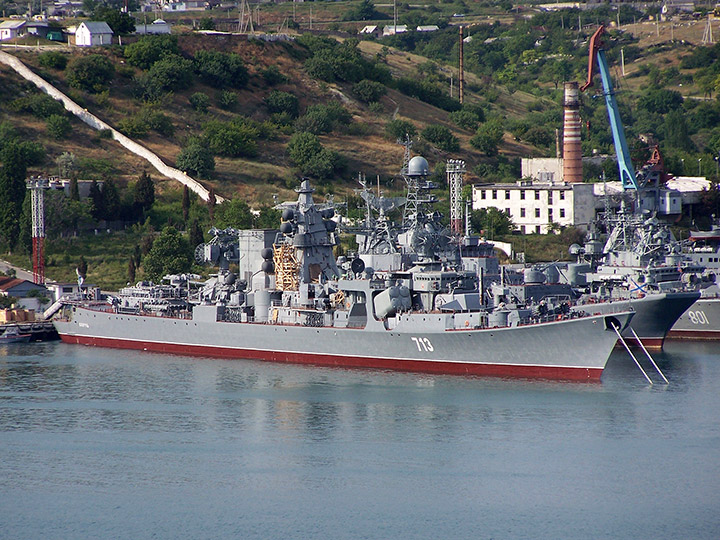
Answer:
[{"left": 407, "top": 156, "right": 429, "bottom": 176}]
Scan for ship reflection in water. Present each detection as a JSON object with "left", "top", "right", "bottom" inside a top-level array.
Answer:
[{"left": 0, "top": 341, "right": 718, "bottom": 540}]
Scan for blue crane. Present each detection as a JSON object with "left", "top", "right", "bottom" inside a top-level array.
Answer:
[{"left": 580, "top": 25, "right": 640, "bottom": 191}]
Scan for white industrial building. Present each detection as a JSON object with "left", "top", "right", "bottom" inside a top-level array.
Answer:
[{"left": 472, "top": 181, "right": 596, "bottom": 234}]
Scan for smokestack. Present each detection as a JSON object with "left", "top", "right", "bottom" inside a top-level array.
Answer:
[{"left": 562, "top": 82, "right": 582, "bottom": 183}]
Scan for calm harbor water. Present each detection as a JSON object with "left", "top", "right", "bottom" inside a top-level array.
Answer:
[{"left": 1, "top": 341, "right": 718, "bottom": 539}]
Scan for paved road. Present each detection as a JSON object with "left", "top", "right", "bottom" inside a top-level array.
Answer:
[{"left": 0, "top": 259, "right": 39, "bottom": 283}]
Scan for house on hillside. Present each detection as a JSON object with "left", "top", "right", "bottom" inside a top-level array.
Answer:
[
  {"left": 135, "top": 19, "right": 172, "bottom": 34},
  {"left": 0, "top": 20, "right": 27, "bottom": 41},
  {"left": 416, "top": 25, "right": 439, "bottom": 32},
  {"left": 161, "top": 0, "right": 208, "bottom": 12},
  {"left": 74, "top": 21, "right": 113, "bottom": 46},
  {"left": 0, "top": 277, "right": 50, "bottom": 312},
  {"left": 382, "top": 25, "right": 407, "bottom": 36},
  {"left": 359, "top": 25, "right": 381, "bottom": 38},
  {"left": 26, "top": 21, "right": 64, "bottom": 41}
]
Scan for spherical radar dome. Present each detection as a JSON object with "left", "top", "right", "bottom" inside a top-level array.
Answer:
[{"left": 407, "top": 156, "right": 429, "bottom": 176}]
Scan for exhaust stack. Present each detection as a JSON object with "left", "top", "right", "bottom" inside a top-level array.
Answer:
[{"left": 563, "top": 82, "right": 583, "bottom": 183}]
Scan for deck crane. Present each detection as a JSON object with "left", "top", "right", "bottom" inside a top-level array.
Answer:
[{"left": 580, "top": 25, "right": 640, "bottom": 192}]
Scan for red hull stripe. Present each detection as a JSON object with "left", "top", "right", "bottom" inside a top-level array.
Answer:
[
  {"left": 59, "top": 334, "right": 603, "bottom": 382},
  {"left": 615, "top": 337, "right": 665, "bottom": 350},
  {"left": 666, "top": 329, "right": 720, "bottom": 340}
]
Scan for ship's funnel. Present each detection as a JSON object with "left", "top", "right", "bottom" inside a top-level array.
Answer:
[{"left": 563, "top": 82, "right": 582, "bottom": 183}]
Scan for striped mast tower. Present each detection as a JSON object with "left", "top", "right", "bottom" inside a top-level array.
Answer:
[{"left": 27, "top": 176, "right": 50, "bottom": 285}]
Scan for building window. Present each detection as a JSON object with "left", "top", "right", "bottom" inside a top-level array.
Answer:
[
  {"left": 505, "top": 208, "right": 510, "bottom": 216},
  {"left": 535, "top": 191, "right": 540, "bottom": 200},
  {"left": 520, "top": 208, "right": 526, "bottom": 218},
  {"left": 505, "top": 191, "right": 510, "bottom": 200},
  {"left": 492, "top": 190, "right": 497, "bottom": 199},
  {"left": 520, "top": 191, "right": 525, "bottom": 200},
  {"left": 559, "top": 191, "right": 565, "bottom": 200},
  {"left": 536, "top": 225, "right": 541, "bottom": 233},
  {"left": 481, "top": 191, "right": 486, "bottom": 200},
  {"left": 521, "top": 225, "right": 526, "bottom": 234},
  {"left": 548, "top": 192, "right": 553, "bottom": 204},
  {"left": 535, "top": 208, "right": 540, "bottom": 218},
  {"left": 560, "top": 208, "right": 565, "bottom": 218},
  {"left": 548, "top": 208, "right": 553, "bottom": 221}
]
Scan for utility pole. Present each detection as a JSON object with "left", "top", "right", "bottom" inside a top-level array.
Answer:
[{"left": 459, "top": 26, "right": 464, "bottom": 104}]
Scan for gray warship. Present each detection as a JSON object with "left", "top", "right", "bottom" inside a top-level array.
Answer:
[{"left": 53, "top": 180, "right": 632, "bottom": 381}]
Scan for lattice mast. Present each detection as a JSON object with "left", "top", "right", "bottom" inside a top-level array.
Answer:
[
  {"left": 27, "top": 176, "right": 50, "bottom": 284},
  {"left": 447, "top": 159, "right": 466, "bottom": 236}
]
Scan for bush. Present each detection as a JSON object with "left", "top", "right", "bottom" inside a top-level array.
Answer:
[
  {"left": 352, "top": 79, "right": 387, "bottom": 103},
  {"left": 203, "top": 120, "right": 259, "bottom": 158},
  {"left": 176, "top": 141, "right": 215, "bottom": 178},
  {"left": 46, "top": 114, "right": 71, "bottom": 139},
  {"left": 66, "top": 54, "right": 115, "bottom": 93},
  {"left": 421, "top": 124, "right": 459, "bottom": 152},
  {"left": 9, "top": 93, "right": 65, "bottom": 118},
  {"left": 138, "top": 54, "right": 194, "bottom": 100},
  {"left": 395, "top": 77, "right": 461, "bottom": 112},
  {"left": 261, "top": 65, "right": 288, "bottom": 85},
  {"left": 194, "top": 50, "right": 248, "bottom": 89},
  {"left": 141, "top": 108, "right": 174, "bottom": 137},
  {"left": 38, "top": 51, "right": 68, "bottom": 70},
  {"left": 117, "top": 116, "right": 149, "bottom": 138},
  {"left": 218, "top": 90, "right": 238, "bottom": 110},
  {"left": 470, "top": 120, "right": 504, "bottom": 156},
  {"left": 449, "top": 110, "right": 480, "bottom": 131},
  {"left": 385, "top": 119, "right": 417, "bottom": 140},
  {"left": 189, "top": 92, "right": 210, "bottom": 113},
  {"left": 264, "top": 90, "right": 299, "bottom": 118},
  {"left": 124, "top": 35, "right": 179, "bottom": 70},
  {"left": 294, "top": 102, "right": 352, "bottom": 135},
  {"left": 287, "top": 132, "right": 342, "bottom": 180}
]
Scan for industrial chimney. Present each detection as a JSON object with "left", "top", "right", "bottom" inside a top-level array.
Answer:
[{"left": 562, "top": 82, "right": 583, "bottom": 183}]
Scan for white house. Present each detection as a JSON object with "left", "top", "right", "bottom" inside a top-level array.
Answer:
[
  {"left": 75, "top": 21, "right": 113, "bottom": 46},
  {"left": 0, "top": 20, "right": 27, "bottom": 41},
  {"left": 359, "top": 25, "right": 381, "bottom": 38},
  {"left": 416, "top": 25, "right": 439, "bottom": 32},
  {"left": 135, "top": 19, "right": 171, "bottom": 34},
  {"left": 382, "top": 25, "right": 407, "bottom": 36}
]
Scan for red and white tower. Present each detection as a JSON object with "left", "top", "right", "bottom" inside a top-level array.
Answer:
[
  {"left": 27, "top": 176, "right": 50, "bottom": 285},
  {"left": 447, "top": 159, "right": 466, "bottom": 236}
]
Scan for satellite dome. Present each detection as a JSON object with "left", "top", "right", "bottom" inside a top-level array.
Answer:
[{"left": 407, "top": 156, "right": 429, "bottom": 176}]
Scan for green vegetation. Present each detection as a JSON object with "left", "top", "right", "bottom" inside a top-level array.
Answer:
[{"left": 66, "top": 55, "right": 115, "bottom": 93}]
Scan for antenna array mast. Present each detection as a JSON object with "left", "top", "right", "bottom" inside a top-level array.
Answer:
[
  {"left": 27, "top": 176, "right": 50, "bottom": 285},
  {"left": 447, "top": 159, "right": 466, "bottom": 236}
]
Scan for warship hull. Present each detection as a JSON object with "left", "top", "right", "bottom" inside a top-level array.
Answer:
[
  {"left": 55, "top": 306, "right": 632, "bottom": 381},
  {"left": 667, "top": 296, "right": 720, "bottom": 340},
  {"left": 572, "top": 291, "right": 700, "bottom": 349}
]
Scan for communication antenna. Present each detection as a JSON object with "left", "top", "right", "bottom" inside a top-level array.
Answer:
[
  {"left": 26, "top": 176, "right": 50, "bottom": 285},
  {"left": 447, "top": 160, "right": 466, "bottom": 236},
  {"left": 238, "top": 0, "right": 254, "bottom": 34},
  {"left": 702, "top": 14, "right": 714, "bottom": 44}
]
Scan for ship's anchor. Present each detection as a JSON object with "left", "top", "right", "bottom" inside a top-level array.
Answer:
[{"left": 611, "top": 322, "right": 669, "bottom": 385}]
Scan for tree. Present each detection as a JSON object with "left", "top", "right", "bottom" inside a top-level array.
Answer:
[
  {"left": 66, "top": 55, "right": 115, "bottom": 93},
  {"left": 194, "top": 50, "right": 248, "bottom": 89},
  {"left": 102, "top": 179, "right": 121, "bottom": 219},
  {"left": 177, "top": 141, "right": 215, "bottom": 178},
  {"left": 133, "top": 171, "right": 155, "bottom": 215},
  {"left": 385, "top": 119, "right": 417, "bottom": 141},
  {"left": 38, "top": 51, "right": 68, "bottom": 70},
  {"left": 124, "top": 34, "right": 179, "bottom": 70},
  {"left": 142, "top": 226, "right": 192, "bottom": 281},
  {"left": 56, "top": 152, "right": 77, "bottom": 178},
  {"left": 470, "top": 121, "right": 504, "bottom": 156},
  {"left": 182, "top": 185, "right": 190, "bottom": 223},
  {"left": 470, "top": 208, "right": 514, "bottom": 238},
  {"left": 77, "top": 256, "right": 88, "bottom": 279},
  {"left": 69, "top": 177, "right": 80, "bottom": 201},
  {"left": 139, "top": 54, "right": 194, "bottom": 100},
  {"left": 421, "top": 124, "right": 459, "bottom": 152},
  {"left": 264, "top": 90, "right": 299, "bottom": 118},
  {"left": 93, "top": 6, "right": 136, "bottom": 34},
  {"left": 128, "top": 256, "right": 136, "bottom": 283},
  {"left": 352, "top": 79, "right": 387, "bottom": 103},
  {"left": 0, "top": 141, "right": 29, "bottom": 249},
  {"left": 214, "top": 198, "right": 254, "bottom": 229},
  {"left": 46, "top": 114, "right": 71, "bottom": 139},
  {"left": 88, "top": 180, "right": 104, "bottom": 220},
  {"left": 189, "top": 218, "right": 204, "bottom": 249}
]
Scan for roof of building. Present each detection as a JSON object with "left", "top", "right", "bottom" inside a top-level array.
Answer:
[
  {"left": 416, "top": 25, "right": 439, "bottom": 32},
  {"left": 0, "top": 276, "right": 46, "bottom": 293},
  {"left": 0, "top": 20, "right": 27, "bottom": 29},
  {"left": 593, "top": 177, "right": 710, "bottom": 196},
  {"left": 359, "top": 25, "right": 378, "bottom": 33},
  {"left": 79, "top": 21, "right": 113, "bottom": 34}
]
